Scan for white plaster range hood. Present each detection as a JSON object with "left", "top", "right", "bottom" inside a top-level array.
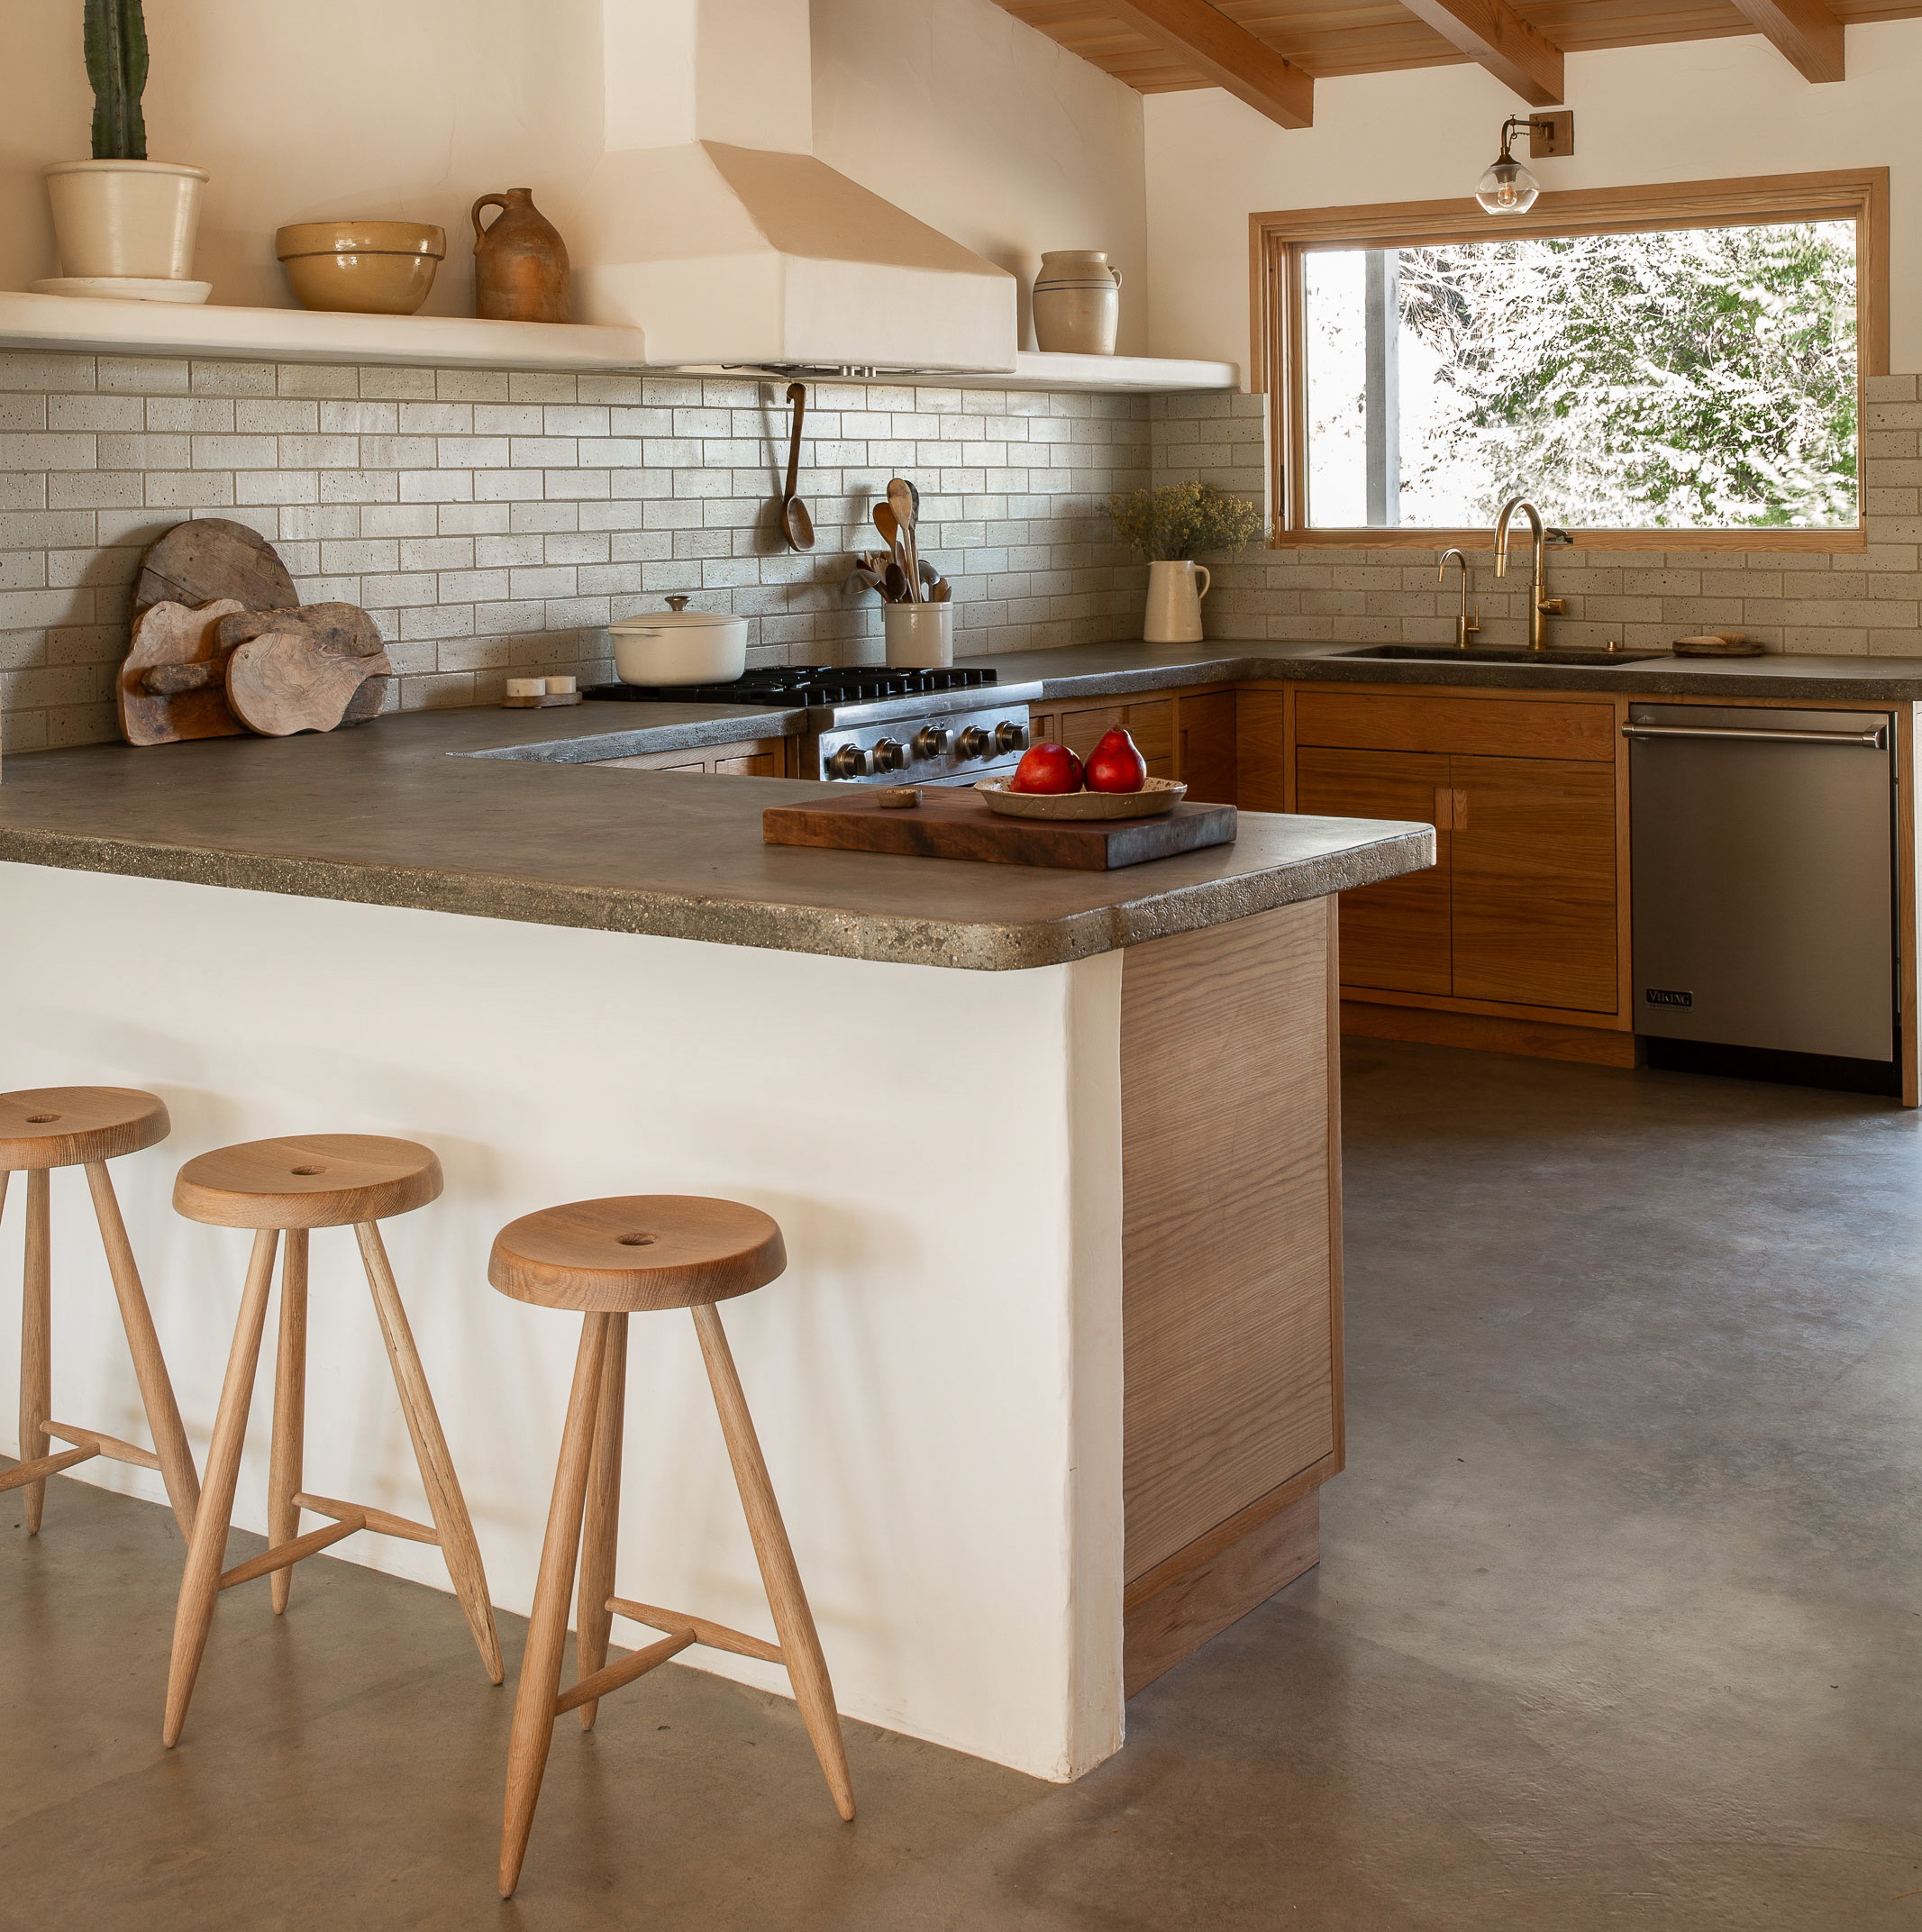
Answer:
[{"left": 560, "top": 0, "right": 1018, "bottom": 373}]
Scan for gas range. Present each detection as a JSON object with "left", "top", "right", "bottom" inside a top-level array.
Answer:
[{"left": 584, "top": 664, "right": 1041, "bottom": 786}]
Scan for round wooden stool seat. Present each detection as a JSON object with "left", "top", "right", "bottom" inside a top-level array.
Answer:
[
  {"left": 488, "top": 1195, "right": 787, "bottom": 1313},
  {"left": 174, "top": 1135, "right": 442, "bottom": 1231},
  {"left": 0, "top": 1087, "right": 169, "bottom": 1172}
]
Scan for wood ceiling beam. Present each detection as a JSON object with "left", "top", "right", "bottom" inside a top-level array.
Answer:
[
  {"left": 1392, "top": 0, "right": 1564, "bottom": 105},
  {"left": 1100, "top": 0, "right": 1315, "bottom": 128},
  {"left": 1725, "top": 0, "right": 1845, "bottom": 81}
]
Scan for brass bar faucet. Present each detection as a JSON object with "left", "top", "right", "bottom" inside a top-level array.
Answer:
[
  {"left": 1492, "top": 497, "right": 1566, "bottom": 651},
  {"left": 1437, "top": 548, "right": 1480, "bottom": 650}
]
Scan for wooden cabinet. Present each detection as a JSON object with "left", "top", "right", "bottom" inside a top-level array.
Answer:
[
  {"left": 1296, "top": 747, "right": 1453, "bottom": 996},
  {"left": 1030, "top": 688, "right": 1235, "bottom": 797},
  {"left": 1289, "top": 691, "right": 1621, "bottom": 1020}
]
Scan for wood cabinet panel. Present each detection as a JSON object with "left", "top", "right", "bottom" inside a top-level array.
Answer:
[
  {"left": 1121, "top": 899, "right": 1337, "bottom": 1581},
  {"left": 1177, "top": 690, "right": 1237, "bottom": 803},
  {"left": 1059, "top": 698, "right": 1174, "bottom": 764},
  {"left": 1450, "top": 755, "right": 1617, "bottom": 1011},
  {"left": 1296, "top": 747, "right": 1452, "bottom": 997},
  {"left": 592, "top": 737, "right": 787, "bottom": 776},
  {"left": 1295, "top": 690, "right": 1615, "bottom": 761},
  {"left": 1236, "top": 688, "right": 1289, "bottom": 811}
]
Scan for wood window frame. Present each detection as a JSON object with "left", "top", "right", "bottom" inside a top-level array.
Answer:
[{"left": 1251, "top": 169, "right": 1890, "bottom": 552}]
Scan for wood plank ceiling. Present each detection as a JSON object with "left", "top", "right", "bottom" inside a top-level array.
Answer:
[{"left": 996, "top": 0, "right": 1911, "bottom": 124}]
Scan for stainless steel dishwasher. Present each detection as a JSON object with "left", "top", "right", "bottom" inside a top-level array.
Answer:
[{"left": 1626, "top": 702, "right": 1898, "bottom": 1085}]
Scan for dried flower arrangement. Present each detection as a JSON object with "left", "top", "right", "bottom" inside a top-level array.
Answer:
[{"left": 1103, "top": 481, "right": 1266, "bottom": 562}]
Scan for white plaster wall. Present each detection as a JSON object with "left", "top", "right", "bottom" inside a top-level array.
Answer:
[
  {"left": 0, "top": 0, "right": 1148, "bottom": 349},
  {"left": 1143, "top": 21, "right": 1922, "bottom": 372},
  {"left": 0, "top": 862, "right": 1127, "bottom": 1781}
]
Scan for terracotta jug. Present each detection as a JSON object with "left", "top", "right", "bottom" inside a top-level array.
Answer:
[{"left": 471, "top": 189, "right": 570, "bottom": 324}]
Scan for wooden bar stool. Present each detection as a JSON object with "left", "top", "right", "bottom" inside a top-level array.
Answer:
[
  {"left": 490, "top": 1194, "right": 853, "bottom": 1899},
  {"left": 163, "top": 1134, "right": 503, "bottom": 1748},
  {"left": 0, "top": 1088, "right": 200, "bottom": 1538}
]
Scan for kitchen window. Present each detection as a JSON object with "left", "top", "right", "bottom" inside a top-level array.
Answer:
[{"left": 1253, "top": 170, "right": 1888, "bottom": 551}]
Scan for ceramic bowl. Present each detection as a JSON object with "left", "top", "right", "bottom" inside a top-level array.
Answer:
[
  {"left": 275, "top": 221, "right": 446, "bottom": 315},
  {"left": 975, "top": 775, "right": 1185, "bottom": 819}
]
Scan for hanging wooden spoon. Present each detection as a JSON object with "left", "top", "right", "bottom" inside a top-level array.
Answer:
[{"left": 779, "top": 383, "right": 814, "bottom": 551}]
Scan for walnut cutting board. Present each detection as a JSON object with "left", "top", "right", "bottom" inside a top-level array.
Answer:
[{"left": 762, "top": 788, "right": 1237, "bottom": 870}]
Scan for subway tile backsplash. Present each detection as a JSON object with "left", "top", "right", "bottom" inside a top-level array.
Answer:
[
  {"left": 1154, "top": 379, "right": 1922, "bottom": 661},
  {"left": 5, "top": 358, "right": 1917, "bottom": 754},
  {"left": 0, "top": 353, "right": 1152, "bottom": 752}
]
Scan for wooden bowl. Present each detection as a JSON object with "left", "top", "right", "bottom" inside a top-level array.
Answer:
[
  {"left": 975, "top": 775, "right": 1186, "bottom": 820},
  {"left": 276, "top": 221, "right": 446, "bottom": 316}
]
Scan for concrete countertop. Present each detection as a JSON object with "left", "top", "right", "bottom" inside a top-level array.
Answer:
[
  {"left": 975, "top": 639, "right": 1922, "bottom": 704},
  {"left": 0, "top": 705, "right": 1431, "bottom": 971}
]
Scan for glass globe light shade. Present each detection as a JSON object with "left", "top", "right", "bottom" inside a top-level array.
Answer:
[{"left": 1476, "top": 154, "right": 1541, "bottom": 214}]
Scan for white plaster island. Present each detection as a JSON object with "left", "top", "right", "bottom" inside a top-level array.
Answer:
[{"left": 0, "top": 706, "right": 1429, "bottom": 1781}]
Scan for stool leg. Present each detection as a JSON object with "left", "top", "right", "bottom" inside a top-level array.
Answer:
[
  {"left": 19, "top": 1171, "right": 51, "bottom": 1535},
  {"left": 692, "top": 1302, "right": 855, "bottom": 1823},
  {"left": 268, "top": 1229, "right": 308, "bottom": 1614},
  {"left": 575, "top": 1310, "right": 627, "bottom": 1731},
  {"left": 164, "top": 1227, "right": 278, "bottom": 1748},
  {"left": 501, "top": 1312, "right": 610, "bottom": 1900},
  {"left": 84, "top": 1161, "right": 202, "bottom": 1539},
  {"left": 354, "top": 1221, "right": 503, "bottom": 1684}
]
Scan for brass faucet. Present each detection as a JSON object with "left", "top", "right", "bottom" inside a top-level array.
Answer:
[
  {"left": 1493, "top": 497, "right": 1567, "bottom": 651},
  {"left": 1437, "top": 548, "right": 1480, "bottom": 650}
]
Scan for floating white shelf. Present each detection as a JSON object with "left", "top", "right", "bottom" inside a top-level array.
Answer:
[{"left": 0, "top": 290, "right": 1242, "bottom": 392}]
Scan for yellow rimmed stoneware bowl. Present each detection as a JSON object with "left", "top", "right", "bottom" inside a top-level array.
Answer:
[
  {"left": 975, "top": 775, "right": 1186, "bottom": 819},
  {"left": 275, "top": 220, "right": 446, "bottom": 315}
]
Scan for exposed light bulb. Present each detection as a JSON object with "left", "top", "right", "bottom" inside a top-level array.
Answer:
[{"left": 1476, "top": 154, "right": 1541, "bottom": 214}]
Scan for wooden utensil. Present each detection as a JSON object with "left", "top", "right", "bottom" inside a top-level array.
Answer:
[
  {"left": 132, "top": 519, "right": 297, "bottom": 621},
  {"left": 873, "top": 503, "right": 906, "bottom": 580},
  {"left": 118, "top": 598, "right": 249, "bottom": 745},
  {"left": 762, "top": 786, "right": 1236, "bottom": 871},
  {"left": 887, "top": 478, "right": 921, "bottom": 603},
  {"left": 883, "top": 561, "right": 911, "bottom": 604},
  {"left": 779, "top": 383, "right": 815, "bottom": 551}
]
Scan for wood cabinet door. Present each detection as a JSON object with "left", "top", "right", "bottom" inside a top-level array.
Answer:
[
  {"left": 1058, "top": 700, "right": 1176, "bottom": 779},
  {"left": 1450, "top": 755, "right": 1617, "bottom": 1012},
  {"left": 1177, "top": 690, "right": 1237, "bottom": 802},
  {"left": 1296, "top": 746, "right": 1452, "bottom": 996}
]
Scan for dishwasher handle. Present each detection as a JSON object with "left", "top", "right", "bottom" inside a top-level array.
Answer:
[{"left": 1621, "top": 722, "right": 1888, "bottom": 749}]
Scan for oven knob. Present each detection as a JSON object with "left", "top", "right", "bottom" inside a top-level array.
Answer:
[
  {"left": 871, "top": 738, "right": 907, "bottom": 772},
  {"left": 913, "top": 725, "right": 951, "bottom": 761},
  {"left": 995, "top": 721, "right": 1029, "bottom": 754},
  {"left": 826, "top": 743, "right": 871, "bottom": 779},
  {"left": 956, "top": 725, "right": 994, "bottom": 760}
]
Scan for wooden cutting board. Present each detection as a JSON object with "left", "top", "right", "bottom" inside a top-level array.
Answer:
[
  {"left": 118, "top": 598, "right": 250, "bottom": 746},
  {"left": 214, "top": 605, "right": 392, "bottom": 731},
  {"left": 762, "top": 787, "right": 1237, "bottom": 870},
  {"left": 132, "top": 518, "right": 298, "bottom": 619}
]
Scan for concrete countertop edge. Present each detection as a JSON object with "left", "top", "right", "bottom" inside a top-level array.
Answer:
[{"left": 0, "top": 822, "right": 1435, "bottom": 971}]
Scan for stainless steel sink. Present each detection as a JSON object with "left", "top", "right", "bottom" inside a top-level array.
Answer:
[{"left": 1339, "top": 644, "right": 1671, "bottom": 666}]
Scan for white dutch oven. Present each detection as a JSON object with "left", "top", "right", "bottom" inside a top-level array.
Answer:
[{"left": 609, "top": 597, "right": 748, "bottom": 686}]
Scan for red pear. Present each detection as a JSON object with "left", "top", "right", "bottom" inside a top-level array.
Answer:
[
  {"left": 1009, "top": 742, "right": 1084, "bottom": 794},
  {"left": 1084, "top": 726, "right": 1146, "bottom": 794}
]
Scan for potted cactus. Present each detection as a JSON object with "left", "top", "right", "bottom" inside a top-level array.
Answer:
[{"left": 39, "top": 0, "right": 210, "bottom": 301}]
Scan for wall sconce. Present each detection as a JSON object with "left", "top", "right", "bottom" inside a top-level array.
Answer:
[{"left": 1475, "top": 112, "right": 1575, "bottom": 214}]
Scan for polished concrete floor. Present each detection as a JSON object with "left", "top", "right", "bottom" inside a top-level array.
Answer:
[{"left": 5, "top": 1039, "right": 1921, "bottom": 1929}]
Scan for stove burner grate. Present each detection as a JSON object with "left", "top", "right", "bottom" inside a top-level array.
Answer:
[{"left": 582, "top": 665, "right": 998, "bottom": 708}]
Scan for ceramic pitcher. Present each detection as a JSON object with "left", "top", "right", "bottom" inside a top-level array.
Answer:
[
  {"left": 1032, "top": 250, "right": 1122, "bottom": 356},
  {"left": 472, "top": 188, "right": 570, "bottom": 324},
  {"left": 1143, "top": 560, "right": 1211, "bottom": 644}
]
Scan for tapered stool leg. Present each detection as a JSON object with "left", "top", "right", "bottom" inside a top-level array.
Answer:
[
  {"left": 501, "top": 1313, "right": 610, "bottom": 1900},
  {"left": 19, "top": 1171, "right": 51, "bottom": 1535},
  {"left": 268, "top": 1229, "right": 308, "bottom": 1613},
  {"left": 692, "top": 1302, "right": 855, "bottom": 1822},
  {"left": 164, "top": 1228, "right": 278, "bottom": 1748},
  {"left": 575, "top": 1311, "right": 627, "bottom": 1731},
  {"left": 355, "top": 1222, "right": 503, "bottom": 1684},
  {"left": 85, "top": 1161, "right": 201, "bottom": 1538}
]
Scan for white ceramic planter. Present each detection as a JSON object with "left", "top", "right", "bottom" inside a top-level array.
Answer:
[
  {"left": 1143, "top": 560, "right": 1211, "bottom": 644},
  {"left": 43, "top": 160, "right": 208, "bottom": 280},
  {"left": 1032, "top": 250, "right": 1122, "bottom": 356},
  {"left": 884, "top": 602, "right": 953, "bottom": 668}
]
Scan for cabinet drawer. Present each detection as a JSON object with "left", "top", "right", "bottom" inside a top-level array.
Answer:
[{"left": 1295, "top": 691, "right": 1615, "bottom": 761}]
